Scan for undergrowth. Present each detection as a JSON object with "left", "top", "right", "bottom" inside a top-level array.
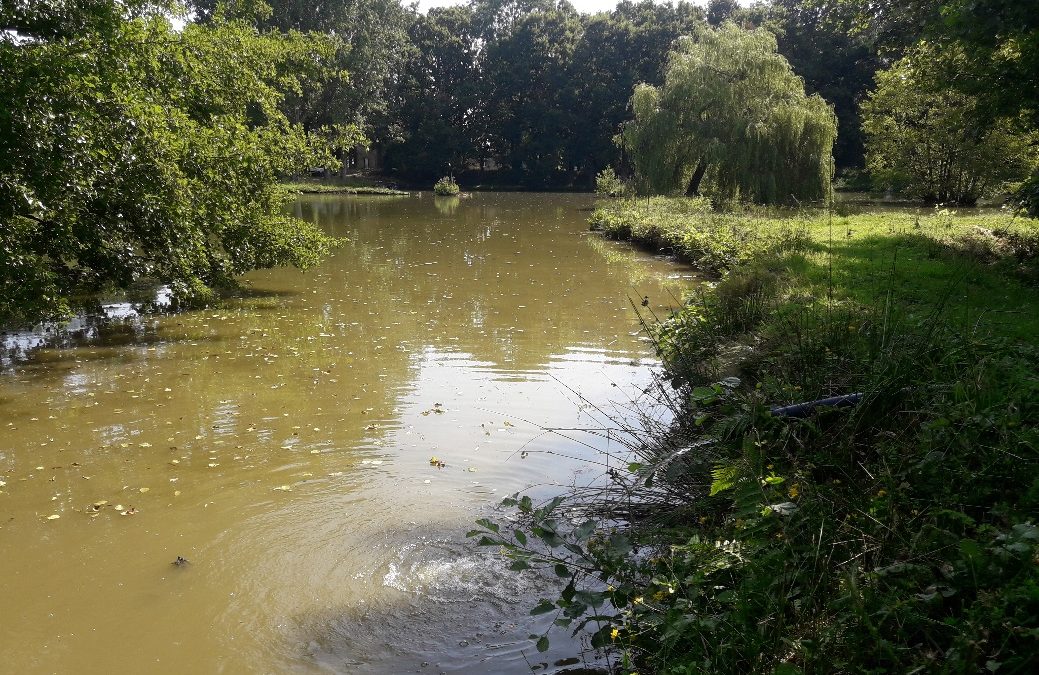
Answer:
[{"left": 471, "top": 199, "right": 1039, "bottom": 674}]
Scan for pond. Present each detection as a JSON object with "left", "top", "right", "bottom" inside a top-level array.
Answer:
[{"left": 0, "top": 192, "right": 695, "bottom": 673}]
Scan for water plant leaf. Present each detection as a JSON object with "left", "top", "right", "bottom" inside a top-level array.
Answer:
[{"left": 530, "top": 600, "right": 556, "bottom": 615}]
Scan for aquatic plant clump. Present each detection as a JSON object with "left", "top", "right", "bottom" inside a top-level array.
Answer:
[{"left": 433, "top": 177, "right": 461, "bottom": 196}]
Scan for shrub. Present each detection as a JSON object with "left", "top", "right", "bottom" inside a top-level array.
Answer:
[
  {"left": 433, "top": 176, "right": 460, "bottom": 195},
  {"left": 595, "top": 167, "right": 627, "bottom": 197},
  {"left": 862, "top": 43, "right": 1038, "bottom": 206}
]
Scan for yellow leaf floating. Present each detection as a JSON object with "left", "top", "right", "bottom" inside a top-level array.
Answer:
[
  {"left": 46, "top": 514, "right": 60, "bottom": 520},
  {"left": 273, "top": 485, "right": 292, "bottom": 492}
]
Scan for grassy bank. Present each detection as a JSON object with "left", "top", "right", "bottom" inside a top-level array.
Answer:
[
  {"left": 280, "top": 179, "right": 409, "bottom": 196},
  {"left": 473, "top": 198, "right": 1039, "bottom": 673}
]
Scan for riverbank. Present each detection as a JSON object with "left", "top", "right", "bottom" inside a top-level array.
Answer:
[
  {"left": 280, "top": 177, "right": 409, "bottom": 195},
  {"left": 475, "top": 197, "right": 1039, "bottom": 672}
]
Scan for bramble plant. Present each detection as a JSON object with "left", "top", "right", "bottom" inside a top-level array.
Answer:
[{"left": 433, "top": 176, "right": 461, "bottom": 195}]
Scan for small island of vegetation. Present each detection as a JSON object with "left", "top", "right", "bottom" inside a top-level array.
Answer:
[{"left": 433, "top": 176, "right": 462, "bottom": 196}]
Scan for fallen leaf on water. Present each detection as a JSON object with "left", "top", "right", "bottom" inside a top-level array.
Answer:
[
  {"left": 139, "top": 442, "right": 152, "bottom": 448},
  {"left": 35, "top": 466, "right": 44, "bottom": 470},
  {"left": 503, "top": 420, "right": 514, "bottom": 427},
  {"left": 138, "top": 487, "right": 150, "bottom": 493},
  {"left": 174, "top": 490, "right": 181, "bottom": 496},
  {"left": 208, "top": 463, "right": 219, "bottom": 468},
  {"left": 120, "top": 507, "right": 138, "bottom": 516},
  {"left": 46, "top": 514, "right": 60, "bottom": 520},
  {"left": 119, "top": 443, "right": 129, "bottom": 448},
  {"left": 114, "top": 504, "right": 124, "bottom": 511},
  {"left": 273, "top": 485, "right": 292, "bottom": 492}
]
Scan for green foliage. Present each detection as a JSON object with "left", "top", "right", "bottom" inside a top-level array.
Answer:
[
  {"left": 769, "top": 0, "right": 881, "bottom": 168},
  {"left": 433, "top": 176, "right": 461, "bottom": 196},
  {"left": 384, "top": 4, "right": 484, "bottom": 178},
  {"left": 280, "top": 182, "right": 408, "bottom": 196},
  {"left": 0, "top": 2, "right": 342, "bottom": 326},
  {"left": 477, "top": 197, "right": 1039, "bottom": 671},
  {"left": 862, "top": 43, "right": 1039, "bottom": 205},
  {"left": 191, "top": 0, "right": 411, "bottom": 134},
  {"left": 620, "top": 22, "right": 837, "bottom": 204},
  {"left": 384, "top": 0, "right": 711, "bottom": 186},
  {"left": 589, "top": 198, "right": 807, "bottom": 275},
  {"left": 594, "top": 167, "right": 627, "bottom": 198}
]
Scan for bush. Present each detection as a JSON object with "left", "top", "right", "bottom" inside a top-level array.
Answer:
[
  {"left": 862, "top": 43, "right": 1038, "bottom": 206},
  {"left": 595, "top": 167, "right": 627, "bottom": 197},
  {"left": 433, "top": 176, "right": 460, "bottom": 195}
]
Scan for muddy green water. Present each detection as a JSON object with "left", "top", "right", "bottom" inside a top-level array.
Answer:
[{"left": 0, "top": 192, "right": 694, "bottom": 673}]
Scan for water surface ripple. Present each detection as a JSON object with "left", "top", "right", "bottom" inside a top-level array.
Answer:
[{"left": 0, "top": 192, "right": 695, "bottom": 673}]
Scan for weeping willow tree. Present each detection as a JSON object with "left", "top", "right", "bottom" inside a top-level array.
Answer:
[{"left": 620, "top": 23, "right": 837, "bottom": 204}]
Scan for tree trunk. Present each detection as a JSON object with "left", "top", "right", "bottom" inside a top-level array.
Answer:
[{"left": 686, "top": 159, "right": 708, "bottom": 196}]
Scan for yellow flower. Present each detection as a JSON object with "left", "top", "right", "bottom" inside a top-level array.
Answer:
[
  {"left": 788, "top": 483, "right": 800, "bottom": 499},
  {"left": 610, "top": 627, "right": 620, "bottom": 641},
  {"left": 652, "top": 591, "right": 666, "bottom": 601},
  {"left": 633, "top": 596, "right": 644, "bottom": 605},
  {"left": 877, "top": 489, "right": 887, "bottom": 497}
]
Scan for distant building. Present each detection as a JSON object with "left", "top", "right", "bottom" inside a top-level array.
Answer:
[{"left": 343, "top": 144, "right": 382, "bottom": 173}]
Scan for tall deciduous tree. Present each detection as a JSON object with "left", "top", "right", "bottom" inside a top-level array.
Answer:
[
  {"left": 192, "top": 0, "right": 411, "bottom": 135},
  {"left": 385, "top": 5, "right": 484, "bottom": 178},
  {"left": 621, "top": 22, "right": 836, "bottom": 204},
  {"left": 0, "top": 2, "right": 344, "bottom": 325},
  {"left": 481, "top": 0, "right": 583, "bottom": 186},
  {"left": 565, "top": 0, "right": 706, "bottom": 183},
  {"left": 861, "top": 42, "right": 1037, "bottom": 205}
]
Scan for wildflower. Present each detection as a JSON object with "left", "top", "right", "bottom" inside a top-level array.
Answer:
[
  {"left": 788, "top": 483, "right": 800, "bottom": 499},
  {"left": 611, "top": 627, "right": 620, "bottom": 641},
  {"left": 633, "top": 596, "right": 644, "bottom": 605},
  {"left": 877, "top": 489, "right": 887, "bottom": 497}
]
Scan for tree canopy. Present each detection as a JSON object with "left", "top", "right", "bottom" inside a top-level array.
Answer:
[
  {"left": 862, "top": 42, "right": 1038, "bottom": 205},
  {"left": 0, "top": 2, "right": 346, "bottom": 325},
  {"left": 621, "top": 23, "right": 836, "bottom": 204}
]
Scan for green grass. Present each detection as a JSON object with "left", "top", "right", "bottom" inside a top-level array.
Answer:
[
  {"left": 280, "top": 180, "right": 409, "bottom": 196},
  {"left": 591, "top": 198, "right": 1039, "bottom": 340},
  {"left": 475, "top": 198, "right": 1039, "bottom": 674}
]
